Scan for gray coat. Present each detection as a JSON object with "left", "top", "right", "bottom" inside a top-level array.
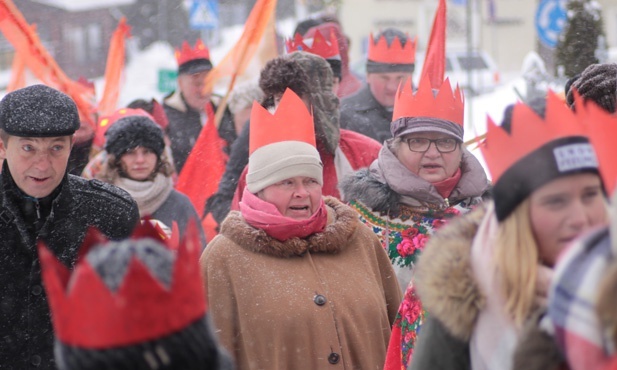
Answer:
[
  {"left": 0, "top": 163, "right": 139, "bottom": 369},
  {"left": 339, "top": 84, "right": 393, "bottom": 144}
]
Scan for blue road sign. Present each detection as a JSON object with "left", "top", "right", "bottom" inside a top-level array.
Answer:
[
  {"left": 190, "top": 0, "right": 219, "bottom": 30},
  {"left": 535, "top": 0, "right": 567, "bottom": 48}
]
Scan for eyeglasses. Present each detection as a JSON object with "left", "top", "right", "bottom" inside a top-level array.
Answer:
[{"left": 404, "top": 137, "right": 460, "bottom": 153}]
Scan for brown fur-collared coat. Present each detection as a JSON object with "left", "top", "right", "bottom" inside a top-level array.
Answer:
[{"left": 200, "top": 197, "right": 402, "bottom": 370}]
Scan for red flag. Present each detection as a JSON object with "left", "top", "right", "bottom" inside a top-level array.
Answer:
[
  {"left": 97, "top": 17, "right": 131, "bottom": 117},
  {"left": 0, "top": 0, "right": 96, "bottom": 127},
  {"left": 175, "top": 104, "right": 227, "bottom": 240},
  {"left": 421, "top": 0, "right": 447, "bottom": 89}
]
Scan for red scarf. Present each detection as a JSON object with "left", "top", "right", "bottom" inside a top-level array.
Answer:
[
  {"left": 432, "top": 168, "right": 462, "bottom": 199},
  {"left": 239, "top": 188, "right": 328, "bottom": 242}
]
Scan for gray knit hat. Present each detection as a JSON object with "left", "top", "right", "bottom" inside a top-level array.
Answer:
[
  {"left": 566, "top": 63, "right": 617, "bottom": 113},
  {"left": 0, "top": 84, "right": 80, "bottom": 137}
]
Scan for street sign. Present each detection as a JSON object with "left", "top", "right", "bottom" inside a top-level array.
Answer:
[
  {"left": 535, "top": 0, "right": 567, "bottom": 48},
  {"left": 189, "top": 0, "right": 219, "bottom": 30},
  {"left": 158, "top": 69, "right": 177, "bottom": 93}
]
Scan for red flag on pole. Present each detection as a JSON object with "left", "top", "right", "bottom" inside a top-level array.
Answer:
[
  {"left": 421, "top": 0, "right": 447, "bottom": 89},
  {"left": 175, "top": 104, "right": 227, "bottom": 241}
]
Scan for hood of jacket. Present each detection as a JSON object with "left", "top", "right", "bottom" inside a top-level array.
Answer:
[
  {"left": 340, "top": 146, "right": 490, "bottom": 212},
  {"left": 218, "top": 197, "right": 358, "bottom": 258},
  {"left": 413, "top": 204, "right": 488, "bottom": 341}
]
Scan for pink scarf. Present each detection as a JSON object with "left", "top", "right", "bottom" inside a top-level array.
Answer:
[
  {"left": 432, "top": 168, "right": 462, "bottom": 199},
  {"left": 239, "top": 188, "right": 328, "bottom": 242}
]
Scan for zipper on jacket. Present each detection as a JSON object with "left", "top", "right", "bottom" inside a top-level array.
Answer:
[
  {"left": 444, "top": 198, "right": 450, "bottom": 208},
  {"left": 34, "top": 200, "right": 41, "bottom": 220}
]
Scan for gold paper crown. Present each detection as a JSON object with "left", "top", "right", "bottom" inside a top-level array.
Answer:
[
  {"left": 368, "top": 32, "right": 416, "bottom": 64},
  {"left": 480, "top": 91, "right": 589, "bottom": 183},
  {"left": 392, "top": 75, "right": 464, "bottom": 125}
]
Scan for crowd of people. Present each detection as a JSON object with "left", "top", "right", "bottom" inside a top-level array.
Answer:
[{"left": 2, "top": 13, "right": 617, "bottom": 370}]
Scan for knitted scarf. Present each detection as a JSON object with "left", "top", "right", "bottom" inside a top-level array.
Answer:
[
  {"left": 115, "top": 174, "right": 173, "bottom": 217},
  {"left": 239, "top": 188, "right": 327, "bottom": 242}
]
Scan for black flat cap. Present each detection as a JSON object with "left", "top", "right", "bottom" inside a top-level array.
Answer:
[{"left": 0, "top": 84, "right": 80, "bottom": 137}]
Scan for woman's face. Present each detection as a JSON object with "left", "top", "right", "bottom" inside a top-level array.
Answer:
[
  {"left": 529, "top": 173, "right": 607, "bottom": 266},
  {"left": 258, "top": 176, "right": 323, "bottom": 220},
  {"left": 119, "top": 146, "right": 158, "bottom": 181},
  {"left": 396, "top": 131, "right": 463, "bottom": 183}
]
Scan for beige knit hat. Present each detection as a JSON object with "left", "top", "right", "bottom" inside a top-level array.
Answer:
[{"left": 246, "top": 88, "right": 323, "bottom": 193}]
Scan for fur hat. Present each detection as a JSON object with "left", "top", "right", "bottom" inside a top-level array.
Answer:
[
  {"left": 39, "top": 222, "right": 231, "bottom": 370},
  {"left": 566, "top": 63, "right": 617, "bottom": 113},
  {"left": 0, "top": 84, "right": 80, "bottom": 137},
  {"left": 105, "top": 115, "right": 165, "bottom": 158}
]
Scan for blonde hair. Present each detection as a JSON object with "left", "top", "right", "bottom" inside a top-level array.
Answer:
[{"left": 494, "top": 198, "right": 539, "bottom": 327}]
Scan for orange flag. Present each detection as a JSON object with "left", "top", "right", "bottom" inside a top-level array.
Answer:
[
  {"left": 175, "top": 104, "right": 227, "bottom": 241},
  {"left": 97, "top": 17, "right": 131, "bottom": 117},
  {"left": 7, "top": 51, "right": 25, "bottom": 92},
  {"left": 421, "top": 0, "right": 447, "bottom": 89},
  {"left": 204, "top": 0, "right": 278, "bottom": 126},
  {"left": 0, "top": 0, "right": 96, "bottom": 127}
]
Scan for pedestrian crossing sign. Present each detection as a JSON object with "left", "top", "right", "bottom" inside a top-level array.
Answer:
[{"left": 190, "top": 0, "right": 219, "bottom": 30}]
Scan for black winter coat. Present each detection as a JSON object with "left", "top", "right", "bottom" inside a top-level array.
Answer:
[
  {"left": 339, "top": 84, "right": 393, "bottom": 144},
  {"left": 163, "top": 90, "right": 236, "bottom": 173},
  {"left": 0, "top": 165, "right": 140, "bottom": 369}
]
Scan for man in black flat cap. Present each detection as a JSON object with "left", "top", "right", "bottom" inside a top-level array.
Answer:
[{"left": 0, "top": 84, "right": 140, "bottom": 369}]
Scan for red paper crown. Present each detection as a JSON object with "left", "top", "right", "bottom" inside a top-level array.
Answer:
[
  {"left": 249, "top": 88, "right": 315, "bottom": 155},
  {"left": 38, "top": 220, "right": 206, "bottom": 349},
  {"left": 368, "top": 32, "right": 416, "bottom": 64},
  {"left": 480, "top": 91, "right": 589, "bottom": 183},
  {"left": 576, "top": 92, "right": 617, "bottom": 194},
  {"left": 393, "top": 75, "right": 464, "bottom": 125},
  {"left": 94, "top": 108, "right": 154, "bottom": 148},
  {"left": 286, "top": 30, "right": 340, "bottom": 59},
  {"left": 175, "top": 39, "right": 210, "bottom": 66}
]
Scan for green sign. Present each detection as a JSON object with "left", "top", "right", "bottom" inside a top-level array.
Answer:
[{"left": 158, "top": 69, "right": 178, "bottom": 93}]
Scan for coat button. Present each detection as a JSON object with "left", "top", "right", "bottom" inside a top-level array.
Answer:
[
  {"left": 31, "top": 354, "right": 41, "bottom": 366},
  {"left": 32, "top": 285, "right": 43, "bottom": 296},
  {"left": 313, "top": 294, "right": 327, "bottom": 306},
  {"left": 328, "top": 352, "right": 340, "bottom": 364}
]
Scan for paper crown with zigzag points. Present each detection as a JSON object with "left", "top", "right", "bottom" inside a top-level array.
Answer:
[
  {"left": 38, "top": 220, "right": 205, "bottom": 348},
  {"left": 368, "top": 32, "right": 416, "bottom": 65},
  {"left": 286, "top": 29, "right": 340, "bottom": 60},
  {"left": 480, "top": 91, "right": 600, "bottom": 221}
]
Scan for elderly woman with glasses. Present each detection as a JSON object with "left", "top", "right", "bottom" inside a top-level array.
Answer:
[{"left": 341, "top": 77, "right": 490, "bottom": 369}]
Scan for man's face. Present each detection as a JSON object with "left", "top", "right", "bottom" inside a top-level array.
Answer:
[
  {"left": 366, "top": 71, "right": 413, "bottom": 108},
  {"left": 0, "top": 136, "right": 72, "bottom": 198},
  {"left": 177, "top": 70, "right": 212, "bottom": 112}
]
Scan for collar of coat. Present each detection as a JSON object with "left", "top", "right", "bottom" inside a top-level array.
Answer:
[
  {"left": 218, "top": 197, "right": 359, "bottom": 258},
  {"left": 413, "top": 204, "right": 488, "bottom": 341}
]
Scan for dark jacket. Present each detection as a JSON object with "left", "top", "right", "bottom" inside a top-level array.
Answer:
[
  {"left": 0, "top": 164, "right": 140, "bottom": 369},
  {"left": 152, "top": 189, "right": 208, "bottom": 248},
  {"left": 163, "top": 90, "right": 236, "bottom": 173},
  {"left": 339, "top": 84, "right": 393, "bottom": 144}
]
